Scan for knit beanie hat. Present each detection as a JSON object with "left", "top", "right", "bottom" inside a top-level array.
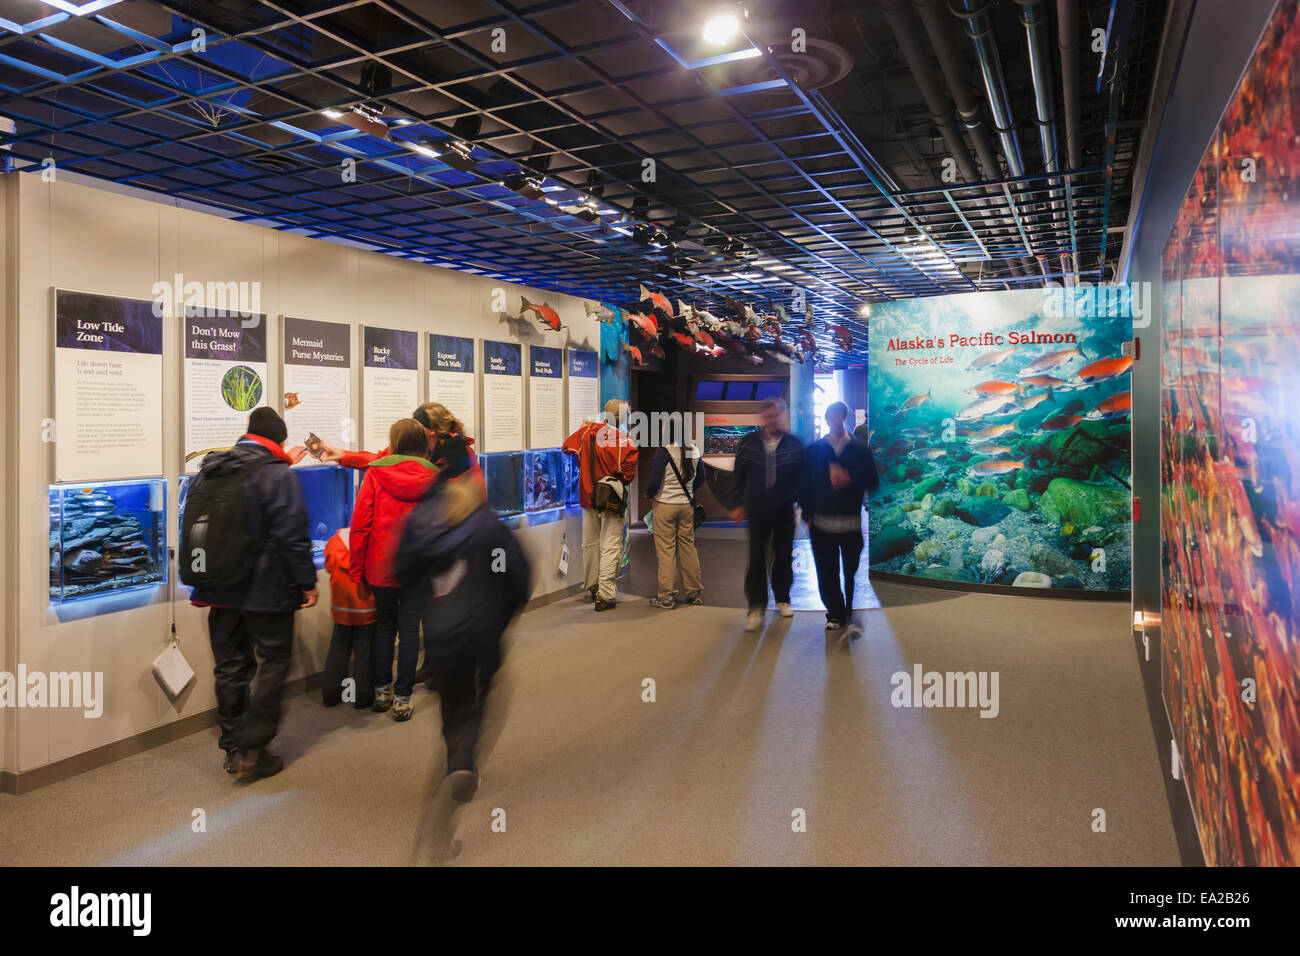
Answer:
[{"left": 247, "top": 407, "right": 288, "bottom": 444}]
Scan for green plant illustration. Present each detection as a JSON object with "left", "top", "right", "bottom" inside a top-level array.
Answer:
[{"left": 220, "top": 365, "right": 263, "bottom": 411}]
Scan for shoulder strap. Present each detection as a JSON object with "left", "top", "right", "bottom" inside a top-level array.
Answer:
[
  {"left": 588, "top": 427, "right": 597, "bottom": 490},
  {"left": 664, "top": 447, "right": 696, "bottom": 507}
]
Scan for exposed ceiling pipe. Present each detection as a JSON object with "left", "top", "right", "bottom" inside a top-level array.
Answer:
[
  {"left": 1057, "top": 0, "right": 1083, "bottom": 278},
  {"left": 1016, "top": 0, "right": 1070, "bottom": 283},
  {"left": 952, "top": 0, "right": 1047, "bottom": 281},
  {"left": 910, "top": 0, "right": 1025, "bottom": 278}
]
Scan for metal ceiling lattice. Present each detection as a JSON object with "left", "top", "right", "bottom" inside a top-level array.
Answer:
[{"left": 0, "top": 0, "right": 1156, "bottom": 364}]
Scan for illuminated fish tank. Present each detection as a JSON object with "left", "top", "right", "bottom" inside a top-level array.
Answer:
[
  {"left": 563, "top": 450, "right": 580, "bottom": 506},
  {"left": 703, "top": 424, "right": 757, "bottom": 457},
  {"left": 481, "top": 452, "right": 523, "bottom": 516},
  {"left": 295, "top": 465, "right": 354, "bottom": 569},
  {"left": 524, "top": 449, "right": 565, "bottom": 512},
  {"left": 50, "top": 479, "right": 166, "bottom": 602}
]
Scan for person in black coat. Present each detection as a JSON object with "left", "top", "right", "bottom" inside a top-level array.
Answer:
[
  {"left": 798, "top": 402, "right": 879, "bottom": 632},
  {"left": 730, "top": 398, "right": 806, "bottom": 630},
  {"left": 189, "top": 407, "right": 318, "bottom": 779},
  {"left": 396, "top": 478, "right": 534, "bottom": 803}
]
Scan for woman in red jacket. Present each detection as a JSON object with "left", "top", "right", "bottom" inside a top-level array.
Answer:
[
  {"left": 350, "top": 418, "right": 439, "bottom": 721},
  {"left": 319, "top": 402, "right": 484, "bottom": 492}
]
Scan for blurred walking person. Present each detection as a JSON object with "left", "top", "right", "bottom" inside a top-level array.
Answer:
[
  {"left": 645, "top": 437, "right": 706, "bottom": 609},
  {"left": 799, "top": 402, "right": 878, "bottom": 633},
  {"left": 183, "top": 408, "right": 317, "bottom": 779},
  {"left": 561, "top": 399, "right": 638, "bottom": 611},
  {"left": 730, "top": 398, "right": 805, "bottom": 631},
  {"left": 350, "top": 418, "right": 439, "bottom": 720},
  {"left": 397, "top": 478, "right": 533, "bottom": 802}
]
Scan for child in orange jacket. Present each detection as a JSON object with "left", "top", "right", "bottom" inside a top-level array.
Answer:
[{"left": 322, "top": 527, "right": 378, "bottom": 708}]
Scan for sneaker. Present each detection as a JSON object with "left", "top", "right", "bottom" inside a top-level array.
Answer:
[
  {"left": 825, "top": 619, "right": 843, "bottom": 631},
  {"left": 372, "top": 685, "right": 394, "bottom": 713},
  {"left": 391, "top": 697, "right": 413, "bottom": 722},
  {"left": 649, "top": 596, "right": 677, "bottom": 610},
  {"left": 223, "top": 749, "right": 239, "bottom": 774},
  {"left": 594, "top": 599, "right": 617, "bottom": 612},
  {"left": 777, "top": 602, "right": 794, "bottom": 618},
  {"left": 745, "top": 609, "right": 764, "bottom": 632},
  {"left": 236, "top": 748, "right": 284, "bottom": 780},
  {"left": 682, "top": 592, "right": 704, "bottom": 606},
  {"left": 448, "top": 768, "right": 479, "bottom": 804}
]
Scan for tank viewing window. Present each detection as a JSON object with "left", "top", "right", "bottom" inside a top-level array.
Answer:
[{"left": 50, "top": 479, "right": 167, "bottom": 603}]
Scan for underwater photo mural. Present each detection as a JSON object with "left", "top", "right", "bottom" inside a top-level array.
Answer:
[{"left": 866, "top": 287, "right": 1133, "bottom": 592}]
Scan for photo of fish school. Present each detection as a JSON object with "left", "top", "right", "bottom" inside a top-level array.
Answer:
[{"left": 0, "top": 0, "right": 1297, "bottom": 916}]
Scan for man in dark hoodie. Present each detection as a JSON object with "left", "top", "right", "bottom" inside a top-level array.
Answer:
[
  {"left": 189, "top": 408, "right": 318, "bottom": 780},
  {"left": 799, "top": 402, "right": 879, "bottom": 633},
  {"left": 396, "top": 478, "right": 533, "bottom": 803}
]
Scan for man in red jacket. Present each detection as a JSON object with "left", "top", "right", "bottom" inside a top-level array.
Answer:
[{"left": 562, "top": 399, "right": 638, "bottom": 611}]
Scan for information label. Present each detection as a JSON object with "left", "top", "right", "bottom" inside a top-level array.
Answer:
[
  {"left": 362, "top": 326, "right": 418, "bottom": 449},
  {"left": 567, "top": 348, "right": 599, "bottom": 435},
  {"left": 183, "top": 312, "right": 268, "bottom": 473},
  {"left": 428, "top": 334, "right": 477, "bottom": 445},
  {"left": 282, "top": 316, "right": 352, "bottom": 464},
  {"left": 481, "top": 340, "right": 523, "bottom": 453},
  {"left": 54, "top": 290, "right": 164, "bottom": 482},
  {"left": 529, "top": 345, "right": 564, "bottom": 449}
]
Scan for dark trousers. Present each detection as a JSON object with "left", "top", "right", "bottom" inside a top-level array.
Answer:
[
  {"left": 745, "top": 505, "right": 795, "bottom": 610},
  {"left": 371, "top": 585, "right": 423, "bottom": 698},
  {"left": 434, "top": 633, "right": 502, "bottom": 774},
  {"left": 809, "top": 527, "right": 865, "bottom": 623},
  {"left": 208, "top": 607, "right": 294, "bottom": 752},
  {"left": 322, "top": 620, "right": 376, "bottom": 708}
]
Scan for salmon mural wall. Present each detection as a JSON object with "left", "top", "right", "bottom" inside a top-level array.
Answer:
[
  {"left": 1160, "top": 0, "right": 1300, "bottom": 866},
  {"left": 866, "top": 288, "right": 1133, "bottom": 592}
]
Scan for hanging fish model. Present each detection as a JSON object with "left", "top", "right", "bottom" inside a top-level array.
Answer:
[
  {"left": 827, "top": 324, "right": 853, "bottom": 352},
  {"left": 520, "top": 296, "right": 564, "bottom": 332},
  {"left": 639, "top": 284, "right": 674, "bottom": 316}
]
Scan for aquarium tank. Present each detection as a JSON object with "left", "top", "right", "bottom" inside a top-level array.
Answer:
[
  {"left": 563, "top": 450, "right": 580, "bottom": 506},
  {"left": 481, "top": 452, "right": 523, "bottom": 516},
  {"left": 295, "top": 465, "right": 354, "bottom": 569},
  {"left": 703, "top": 424, "right": 757, "bottom": 457},
  {"left": 523, "top": 449, "right": 565, "bottom": 512},
  {"left": 50, "top": 479, "right": 166, "bottom": 602}
]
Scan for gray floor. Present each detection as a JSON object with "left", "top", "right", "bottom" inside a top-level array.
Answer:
[{"left": 0, "top": 530, "right": 1179, "bottom": 866}]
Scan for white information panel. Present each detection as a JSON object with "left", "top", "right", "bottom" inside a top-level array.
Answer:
[
  {"left": 54, "top": 290, "right": 164, "bottom": 482},
  {"left": 183, "top": 311, "right": 268, "bottom": 473},
  {"left": 428, "top": 333, "right": 477, "bottom": 443},
  {"left": 481, "top": 339, "right": 523, "bottom": 453},
  {"left": 529, "top": 344, "right": 564, "bottom": 449},
  {"left": 282, "top": 316, "right": 352, "bottom": 461},
  {"left": 362, "top": 326, "right": 418, "bottom": 449},
  {"left": 567, "top": 348, "right": 599, "bottom": 435}
]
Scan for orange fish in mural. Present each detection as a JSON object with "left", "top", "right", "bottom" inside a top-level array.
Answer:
[
  {"left": 1038, "top": 413, "right": 1083, "bottom": 433},
  {"left": 968, "top": 380, "right": 1020, "bottom": 396},
  {"left": 1086, "top": 391, "right": 1133, "bottom": 420},
  {"left": 900, "top": 390, "right": 932, "bottom": 410},
  {"left": 970, "top": 423, "right": 1017, "bottom": 442},
  {"left": 967, "top": 346, "right": 1015, "bottom": 371},
  {"left": 968, "top": 459, "right": 1026, "bottom": 477},
  {"left": 1069, "top": 355, "right": 1134, "bottom": 387}
]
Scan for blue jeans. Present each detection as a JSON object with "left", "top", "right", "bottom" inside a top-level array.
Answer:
[{"left": 370, "top": 585, "right": 423, "bottom": 699}]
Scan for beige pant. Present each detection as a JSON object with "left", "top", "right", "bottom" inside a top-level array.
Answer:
[
  {"left": 652, "top": 501, "right": 702, "bottom": 601},
  {"left": 582, "top": 508, "right": 623, "bottom": 602}
]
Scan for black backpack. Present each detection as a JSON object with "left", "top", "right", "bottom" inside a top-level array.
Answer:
[{"left": 180, "top": 455, "right": 274, "bottom": 589}]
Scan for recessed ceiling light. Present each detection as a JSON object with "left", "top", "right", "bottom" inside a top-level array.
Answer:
[
  {"left": 702, "top": 12, "right": 740, "bottom": 45},
  {"left": 321, "top": 109, "right": 343, "bottom": 119}
]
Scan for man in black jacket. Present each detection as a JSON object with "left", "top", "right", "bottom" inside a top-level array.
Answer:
[
  {"left": 396, "top": 478, "right": 533, "bottom": 803},
  {"left": 730, "top": 398, "right": 806, "bottom": 631},
  {"left": 189, "top": 408, "right": 318, "bottom": 779},
  {"left": 799, "top": 402, "right": 879, "bottom": 632}
]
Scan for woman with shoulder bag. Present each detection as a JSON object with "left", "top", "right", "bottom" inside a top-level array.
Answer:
[{"left": 645, "top": 439, "right": 707, "bottom": 609}]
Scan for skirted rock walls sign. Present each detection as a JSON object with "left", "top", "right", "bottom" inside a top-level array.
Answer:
[{"left": 866, "top": 288, "right": 1133, "bottom": 593}]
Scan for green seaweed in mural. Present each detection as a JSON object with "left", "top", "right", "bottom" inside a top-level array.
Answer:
[{"left": 220, "top": 364, "right": 263, "bottom": 411}]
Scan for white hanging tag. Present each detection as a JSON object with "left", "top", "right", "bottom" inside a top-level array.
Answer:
[{"left": 558, "top": 533, "right": 569, "bottom": 576}]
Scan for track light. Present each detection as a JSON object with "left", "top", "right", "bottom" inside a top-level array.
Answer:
[
  {"left": 502, "top": 172, "right": 546, "bottom": 200},
  {"left": 441, "top": 140, "right": 477, "bottom": 173}
]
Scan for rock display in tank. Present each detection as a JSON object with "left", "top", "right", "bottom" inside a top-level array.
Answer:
[{"left": 50, "top": 486, "right": 163, "bottom": 600}]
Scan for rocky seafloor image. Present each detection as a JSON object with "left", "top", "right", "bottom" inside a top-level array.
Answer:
[{"left": 50, "top": 486, "right": 164, "bottom": 600}]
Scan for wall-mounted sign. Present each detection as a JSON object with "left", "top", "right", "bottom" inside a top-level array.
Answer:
[
  {"left": 362, "top": 326, "right": 418, "bottom": 449},
  {"left": 481, "top": 339, "right": 523, "bottom": 453},
  {"left": 428, "top": 334, "right": 477, "bottom": 444},
  {"left": 54, "top": 290, "right": 164, "bottom": 482},
  {"left": 529, "top": 344, "right": 564, "bottom": 449},
  {"left": 282, "top": 316, "right": 352, "bottom": 462},
  {"left": 183, "top": 311, "right": 268, "bottom": 473},
  {"left": 567, "top": 348, "right": 599, "bottom": 435}
]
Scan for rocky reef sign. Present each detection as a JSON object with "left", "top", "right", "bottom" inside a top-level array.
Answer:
[{"left": 866, "top": 288, "right": 1132, "bottom": 594}]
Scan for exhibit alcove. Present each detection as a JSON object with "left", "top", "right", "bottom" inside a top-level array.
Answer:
[
  {"left": 295, "top": 465, "right": 354, "bottom": 569},
  {"left": 523, "top": 448, "right": 566, "bottom": 513},
  {"left": 563, "top": 450, "right": 580, "bottom": 507},
  {"left": 481, "top": 452, "right": 524, "bottom": 517},
  {"left": 49, "top": 479, "right": 167, "bottom": 602}
]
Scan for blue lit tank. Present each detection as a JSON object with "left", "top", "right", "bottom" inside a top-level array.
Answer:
[
  {"left": 523, "top": 448, "right": 565, "bottom": 512},
  {"left": 49, "top": 479, "right": 166, "bottom": 602}
]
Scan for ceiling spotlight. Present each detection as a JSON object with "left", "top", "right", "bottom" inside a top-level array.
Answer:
[
  {"left": 321, "top": 109, "right": 344, "bottom": 119},
  {"left": 441, "top": 140, "right": 477, "bottom": 173},
  {"left": 503, "top": 172, "right": 546, "bottom": 200},
  {"left": 410, "top": 139, "right": 441, "bottom": 160},
  {"left": 702, "top": 11, "right": 740, "bottom": 45},
  {"left": 859, "top": 304, "right": 872, "bottom": 317},
  {"left": 632, "top": 224, "right": 651, "bottom": 245}
]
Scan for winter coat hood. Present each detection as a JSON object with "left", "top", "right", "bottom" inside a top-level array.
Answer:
[{"left": 364, "top": 454, "right": 440, "bottom": 501}]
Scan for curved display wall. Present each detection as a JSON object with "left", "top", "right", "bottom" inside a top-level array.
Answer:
[{"left": 867, "top": 287, "right": 1133, "bottom": 593}]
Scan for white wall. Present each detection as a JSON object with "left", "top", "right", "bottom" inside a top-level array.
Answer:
[{"left": 3, "top": 172, "right": 600, "bottom": 776}]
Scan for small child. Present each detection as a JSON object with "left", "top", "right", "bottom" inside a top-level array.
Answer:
[{"left": 322, "top": 527, "right": 378, "bottom": 708}]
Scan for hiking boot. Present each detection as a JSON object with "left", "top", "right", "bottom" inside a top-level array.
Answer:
[
  {"left": 391, "top": 697, "right": 413, "bottom": 722},
  {"left": 649, "top": 596, "right": 677, "bottom": 610},
  {"left": 223, "top": 749, "right": 239, "bottom": 774},
  {"left": 745, "top": 609, "right": 764, "bottom": 632},
  {"left": 594, "top": 599, "right": 617, "bottom": 612},
  {"left": 682, "top": 591, "right": 704, "bottom": 606},
  {"left": 236, "top": 748, "right": 284, "bottom": 780},
  {"left": 372, "top": 684, "right": 394, "bottom": 712},
  {"left": 777, "top": 602, "right": 794, "bottom": 618},
  {"left": 448, "top": 769, "right": 480, "bottom": 804}
]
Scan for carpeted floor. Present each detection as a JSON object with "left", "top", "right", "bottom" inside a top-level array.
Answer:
[{"left": 0, "top": 530, "right": 1178, "bottom": 866}]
